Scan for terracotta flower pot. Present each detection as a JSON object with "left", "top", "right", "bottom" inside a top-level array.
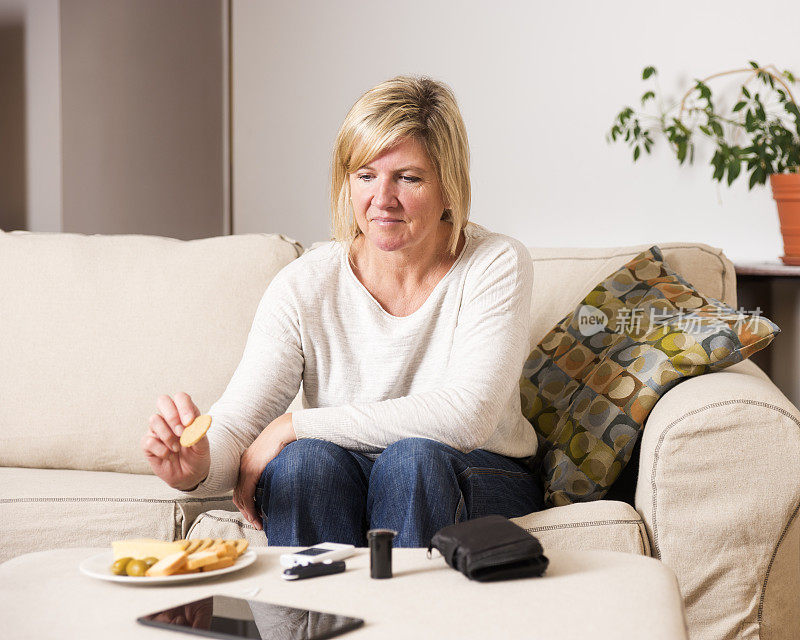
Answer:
[{"left": 771, "top": 173, "right": 800, "bottom": 265}]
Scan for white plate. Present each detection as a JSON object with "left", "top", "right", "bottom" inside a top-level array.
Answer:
[{"left": 79, "top": 550, "right": 257, "bottom": 585}]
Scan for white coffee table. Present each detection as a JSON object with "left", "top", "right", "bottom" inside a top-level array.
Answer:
[{"left": 0, "top": 546, "right": 688, "bottom": 639}]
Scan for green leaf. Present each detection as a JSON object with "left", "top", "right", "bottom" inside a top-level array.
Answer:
[
  {"left": 678, "top": 120, "right": 691, "bottom": 135},
  {"left": 634, "top": 146, "right": 641, "bottom": 161},
  {"left": 733, "top": 101, "right": 747, "bottom": 112},
  {"left": 641, "top": 91, "right": 655, "bottom": 105},
  {"left": 789, "top": 103, "right": 800, "bottom": 136},
  {"left": 749, "top": 60, "right": 760, "bottom": 70},
  {"left": 695, "top": 81, "right": 712, "bottom": 100},
  {"left": 711, "top": 150, "right": 724, "bottom": 178},
  {"left": 699, "top": 125, "right": 712, "bottom": 136},
  {"left": 727, "top": 159, "right": 742, "bottom": 185},
  {"left": 749, "top": 169, "right": 760, "bottom": 190},
  {"left": 742, "top": 86, "right": 751, "bottom": 99},
  {"left": 711, "top": 120, "right": 724, "bottom": 137},
  {"left": 784, "top": 70, "right": 797, "bottom": 83},
  {"left": 643, "top": 66, "right": 656, "bottom": 80}
]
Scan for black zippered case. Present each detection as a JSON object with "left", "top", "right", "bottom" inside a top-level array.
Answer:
[{"left": 428, "top": 515, "right": 549, "bottom": 582}]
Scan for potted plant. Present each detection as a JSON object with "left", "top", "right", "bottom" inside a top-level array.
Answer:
[{"left": 609, "top": 61, "right": 800, "bottom": 264}]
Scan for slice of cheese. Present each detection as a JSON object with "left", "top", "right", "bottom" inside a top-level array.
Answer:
[
  {"left": 202, "top": 557, "right": 235, "bottom": 572},
  {"left": 208, "top": 542, "right": 237, "bottom": 559},
  {"left": 185, "top": 550, "right": 220, "bottom": 571},
  {"left": 146, "top": 551, "right": 188, "bottom": 577},
  {"left": 112, "top": 539, "right": 188, "bottom": 561}
]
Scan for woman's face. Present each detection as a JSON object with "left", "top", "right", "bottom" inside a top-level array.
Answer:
[{"left": 349, "top": 137, "right": 447, "bottom": 256}]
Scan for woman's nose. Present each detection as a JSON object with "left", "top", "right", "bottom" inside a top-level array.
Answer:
[{"left": 372, "top": 177, "right": 398, "bottom": 209}]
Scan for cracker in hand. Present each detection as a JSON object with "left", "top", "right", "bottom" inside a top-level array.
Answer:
[{"left": 180, "top": 415, "right": 212, "bottom": 447}]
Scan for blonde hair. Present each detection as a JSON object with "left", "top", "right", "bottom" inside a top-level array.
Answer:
[{"left": 330, "top": 75, "right": 471, "bottom": 256}]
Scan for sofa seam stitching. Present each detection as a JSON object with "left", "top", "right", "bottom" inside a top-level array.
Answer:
[
  {"left": 651, "top": 398, "right": 800, "bottom": 556},
  {"left": 757, "top": 498, "right": 800, "bottom": 630},
  {"left": 649, "top": 398, "right": 800, "bottom": 639},
  {"left": 198, "top": 512, "right": 257, "bottom": 531},
  {"left": 186, "top": 517, "right": 199, "bottom": 539},
  {"left": 522, "top": 518, "right": 642, "bottom": 532}
]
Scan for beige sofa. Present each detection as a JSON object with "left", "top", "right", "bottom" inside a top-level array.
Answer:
[{"left": 1, "top": 229, "right": 798, "bottom": 640}]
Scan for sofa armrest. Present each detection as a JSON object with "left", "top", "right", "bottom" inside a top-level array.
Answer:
[{"left": 635, "top": 359, "right": 800, "bottom": 640}]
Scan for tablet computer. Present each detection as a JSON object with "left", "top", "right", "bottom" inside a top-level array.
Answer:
[{"left": 137, "top": 595, "right": 364, "bottom": 640}]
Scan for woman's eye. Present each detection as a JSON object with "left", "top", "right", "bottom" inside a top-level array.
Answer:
[{"left": 355, "top": 173, "right": 418, "bottom": 183}]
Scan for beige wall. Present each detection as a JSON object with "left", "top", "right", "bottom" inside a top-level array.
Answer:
[
  {"left": 230, "top": 0, "right": 800, "bottom": 260},
  {"left": 0, "top": 0, "right": 228, "bottom": 238},
  {"left": 229, "top": 1, "right": 800, "bottom": 405},
  {"left": 0, "top": 0, "right": 61, "bottom": 232},
  {"left": 60, "top": 0, "right": 227, "bottom": 239}
]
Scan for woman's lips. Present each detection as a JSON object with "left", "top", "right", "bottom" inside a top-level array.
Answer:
[{"left": 372, "top": 219, "right": 403, "bottom": 225}]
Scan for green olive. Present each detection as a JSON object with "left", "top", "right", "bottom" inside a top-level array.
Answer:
[
  {"left": 125, "top": 559, "right": 148, "bottom": 577},
  {"left": 143, "top": 557, "right": 158, "bottom": 568},
  {"left": 111, "top": 557, "right": 132, "bottom": 575}
]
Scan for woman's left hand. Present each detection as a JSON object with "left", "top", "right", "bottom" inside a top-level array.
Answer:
[{"left": 233, "top": 413, "right": 296, "bottom": 530}]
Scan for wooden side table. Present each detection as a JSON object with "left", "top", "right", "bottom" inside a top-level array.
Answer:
[{"left": 734, "top": 261, "right": 800, "bottom": 408}]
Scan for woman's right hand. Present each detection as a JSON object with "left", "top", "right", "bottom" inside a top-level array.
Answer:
[{"left": 141, "top": 392, "right": 210, "bottom": 491}]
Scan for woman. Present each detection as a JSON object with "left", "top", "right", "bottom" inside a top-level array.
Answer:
[{"left": 142, "top": 76, "right": 543, "bottom": 547}]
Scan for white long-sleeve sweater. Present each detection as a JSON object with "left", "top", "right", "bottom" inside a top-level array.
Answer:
[{"left": 188, "top": 221, "right": 537, "bottom": 497}]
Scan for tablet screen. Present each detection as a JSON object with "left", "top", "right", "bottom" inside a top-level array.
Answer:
[{"left": 137, "top": 595, "right": 364, "bottom": 640}]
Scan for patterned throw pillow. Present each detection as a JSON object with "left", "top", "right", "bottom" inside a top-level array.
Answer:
[{"left": 520, "top": 246, "right": 779, "bottom": 507}]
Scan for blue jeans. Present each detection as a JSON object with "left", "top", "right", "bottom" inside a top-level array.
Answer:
[{"left": 254, "top": 437, "right": 544, "bottom": 547}]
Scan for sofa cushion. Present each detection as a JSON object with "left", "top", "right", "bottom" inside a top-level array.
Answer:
[
  {"left": 0, "top": 467, "right": 234, "bottom": 563},
  {"left": 189, "top": 501, "right": 648, "bottom": 556},
  {"left": 510, "top": 500, "right": 650, "bottom": 555},
  {"left": 187, "top": 508, "right": 266, "bottom": 549},
  {"left": 0, "top": 231, "right": 303, "bottom": 475},
  {"left": 520, "top": 246, "right": 778, "bottom": 507}
]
